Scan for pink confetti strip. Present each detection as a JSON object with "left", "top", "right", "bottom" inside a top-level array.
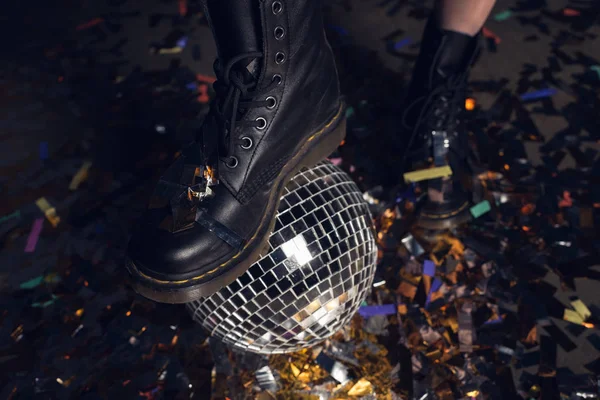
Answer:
[{"left": 24, "top": 218, "right": 44, "bottom": 253}]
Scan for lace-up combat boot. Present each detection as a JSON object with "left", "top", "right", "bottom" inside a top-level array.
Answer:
[
  {"left": 401, "top": 16, "right": 481, "bottom": 230},
  {"left": 127, "top": 0, "right": 345, "bottom": 303}
]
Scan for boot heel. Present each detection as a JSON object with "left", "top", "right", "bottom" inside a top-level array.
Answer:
[{"left": 301, "top": 116, "right": 347, "bottom": 169}]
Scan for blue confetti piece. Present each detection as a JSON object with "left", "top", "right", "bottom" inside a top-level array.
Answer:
[
  {"left": 423, "top": 260, "right": 436, "bottom": 277},
  {"left": 185, "top": 82, "right": 197, "bottom": 91},
  {"left": 425, "top": 278, "right": 444, "bottom": 307},
  {"left": 430, "top": 277, "right": 443, "bottom": 293},
  {"left": 358, "top": 304, "right": 397, "bottom": 317},
  {"left": 396, "top": 186, "right": 417, "bottom": 204},
  {"left": 520, "top": 88, "right": 557, "bottom": 101},
  {"left": 327, "top": 24, "right": 349, "bottom": 36},
  {"left": 39, "top": 142, "right": 49, "bottom": 160},
  {"left": 176, "top": 36, "right": 188, "bottom": 49},
  {"left": 393, "top": 37, "right": 412, "bottom": 50},
  {"left": 484, "top": 316, "right": 503, "bottom": 325}
]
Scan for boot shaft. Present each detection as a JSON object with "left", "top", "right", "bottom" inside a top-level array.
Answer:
[
  {"left": 203, "top": 0, "right": 342, "bottom": 196},
  {"left": 204, "top": 0, "right": 336, "bottom": 93},
  {"left": 407, "top": 15, "right": 481, "bottom": 99}
]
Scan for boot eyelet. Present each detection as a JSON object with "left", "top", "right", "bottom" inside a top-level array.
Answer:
[
  {"left": 266, "top": 96, "right": 277, "bottom": 109},
  {"left": 272, "top": 74, "right": 282, "bottom": 85},
  {"left": 256, "top": 117, "right": 267, "bottom": 130},
  {"left": 274, "top": 26, "right": 285, "bottom": 40},
  {"left": 241, "top": 137, "right": 253, "bottom": 149},
  {"left": 275, "top": 52, "right": 286, "bottom": 64},
  {"left": 272, "top": 1, "right": 282, "bottom": 14},
  {"left": 226, "top": 156, "right": 238, "bottom": 169}
]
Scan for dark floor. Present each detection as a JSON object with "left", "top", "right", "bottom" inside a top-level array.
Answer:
[{"left": 1, "top": 0, "right": 600, "bottom": 399}]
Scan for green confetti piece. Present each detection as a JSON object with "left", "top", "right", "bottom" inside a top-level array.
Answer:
[
  {"left": 19, "top": 276, "right": 44, "bottom": 289},
  {"left": 494, "top": 10, "right": 513, "bottom": 21},
  {"left": 32, "top": 294, "right": 58, "bottom": 308},
  {"left": 0, "top": 210, "right": 20, "bottom": 224},
  {"left": 470, "top": 200, "right": 491, "bottom": 218},
  {"left": 361, "top": 300, "right": 368, "bottom": 307},
  {"left": 591, "top": 65, "right": 600, "bottom": 79},
  {"left": 345, "top": 106, "right": 355, "bottom": 118}
]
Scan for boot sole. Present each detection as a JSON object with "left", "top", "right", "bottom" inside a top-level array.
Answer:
[
  {"left": 128, "top": 102, "right": 347, "bottom": 304},
  {"left": 416, "top": 200, "right": 471, "bottom": 230}
]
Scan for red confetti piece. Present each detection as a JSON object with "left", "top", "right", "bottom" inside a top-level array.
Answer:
[
  {"left": 559, "top": 191, "right": 573, "bottom": 208},
  {"left": 76, "top": 17, "right": 104, "bottom": 31},
  {"left": 563, "top": 8, "right": 580, "bottom": 16},
  {"left": 197, "top": 83, "right": 210, "bottom": 104},
  {"left": 179, "top": 0, "right": 187, "bottom": 16},
  {"left": 196, "top": 73, "right": 217, "bottom": 84},
  {"left": 195, "top": 74, "right": 216, "bottom": 103},
  {"left": 482, "top": 27, "right": 501, "bottom": 45}
]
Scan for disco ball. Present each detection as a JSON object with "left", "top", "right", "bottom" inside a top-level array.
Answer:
[{"left": 186, "top": 161, "right": 378, "bottom": 354}]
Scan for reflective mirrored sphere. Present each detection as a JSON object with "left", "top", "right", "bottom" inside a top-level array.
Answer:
[{"left": 186, "top": 161, "right": 378, "bottom": 354}]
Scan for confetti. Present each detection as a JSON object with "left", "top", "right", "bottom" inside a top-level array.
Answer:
[
  {"left": 470, "top": 200, "right": 491, "bottom": 218},
  {"left": 24, "top": 218, "right": 44, "bottom": 253},
  {"left": 69, "top": 161, "right": 93, "bottom": 190},
  {"left": 493, "top": 10, "right": 513, "bottom": 21},
  {"left": 482, "top": 27, "right": 501, "bottom": 44},
  {"left": 571, "top": 300, "right": 591, "bottom": 321},
  {"left": 423, "top": 260, "right": 436, "bottom": 277},
  {"left": 76, "top": 17, "right": 104, "bottom": 31},
  {"left": 178, "top": 0, "right": 187, "bottom": 17},
  {"left": 358, "top": 304, "right": 397, "bottom": 317},
  {"left": 403, "top": 165, "right": 452, "bottom": 183},
  {"left": 564, "top": 309, "right": 584, "bottom": 325},
  {"left": 0, "top": 210, "right": 20, "bottom": 224},
  {"left": 35, "top": 197, "right": 60, "bottom": 227},
  {"left": 19, "top": 275, "right": 45, "bottom": 289},
  {"left": 520, "top": 88, "right": 558, "bottom": 101},
  {"left": 393, "top": 37, "right": 412, "bottom": 50},
  {"left": 562, "top": 8, "right": 581, "bottom": 16}
]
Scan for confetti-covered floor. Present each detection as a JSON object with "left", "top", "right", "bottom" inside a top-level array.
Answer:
[{"left": 1, "top": 0, "right": 600, "bottom": 399}]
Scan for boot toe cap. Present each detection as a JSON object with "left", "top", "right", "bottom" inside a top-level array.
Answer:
[{"left": 127, "top": 218, "right": 235, "bottom": 282}]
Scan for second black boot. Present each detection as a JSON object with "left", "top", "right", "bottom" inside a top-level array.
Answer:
[
  {"left": 127, "top": 0, "right": 345, "bottom": 303},
  {"left": 400, "top": 16, "right": 481, "bottom": 230}
]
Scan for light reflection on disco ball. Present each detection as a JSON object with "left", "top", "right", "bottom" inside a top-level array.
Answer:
[{"left": 186, "top": 161, "right": 378, "bottom": 354}]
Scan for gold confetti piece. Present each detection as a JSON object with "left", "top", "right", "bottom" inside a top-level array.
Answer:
[
  {"left": 403, "top": 166, "right": 452, "bottom": 183},
  {"left": 158, "top": 46, "right": 183, "bottom": 54},
  {"left": 75, "top": 308, "right": 84, "bottom": 317},
  {"left": 571, "top": 300, "right": 592, "bottom": 320},
  {"left": 347, "top": 378, "right": 373, "bottom": 397},
  {"left": 69, "top": 161, "right": 93, "bottom": 190},
  {"left": 465, "top": 98, "right": 476, "bottom": 111},
  {"left": 563, "top": 309, "right": 584, "bottom": 325},
  {"left": 10, "top": 325, "right": 23, "bottom": 341},
  {"left": 397, "top": 304, "right": 407, "bottom": 315},
  {"left": 35, "top": 197, "right": 60, "bottom": 227}
]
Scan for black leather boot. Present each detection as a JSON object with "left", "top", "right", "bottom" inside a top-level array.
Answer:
[
  {"left": 127, "top": 0, "right": 345, "bottom": 303},
  {"left": 400, "top": 15, "right": 481, "bottom": 230}
]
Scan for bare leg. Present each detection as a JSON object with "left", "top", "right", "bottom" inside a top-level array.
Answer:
[{"left": 436, "top": 0, "right": 497, "bottom": 36}]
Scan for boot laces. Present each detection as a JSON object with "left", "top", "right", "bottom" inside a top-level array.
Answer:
[
  {"left": 401, "top": 72, "right": 467, "bottom": 167},
  {"left": 209, "top": 52, "right": 279, "bottom": 161}
]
